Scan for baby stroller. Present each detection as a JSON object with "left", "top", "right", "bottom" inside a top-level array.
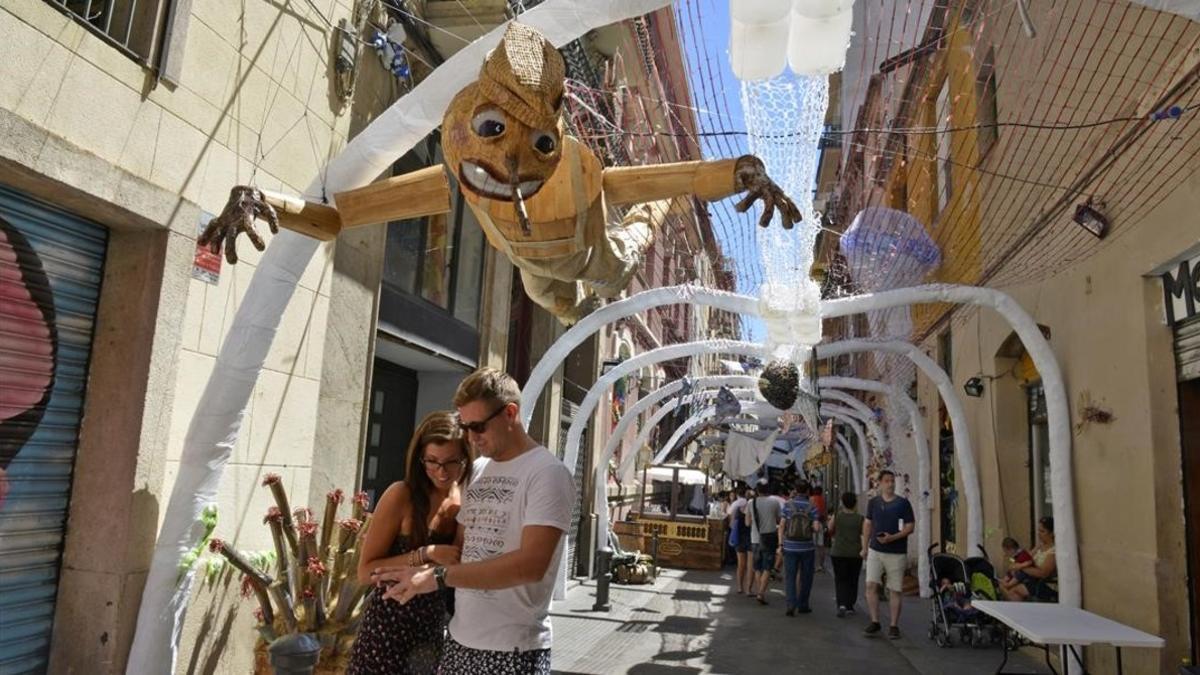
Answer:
[{"left": 927, "top": 544, "right": 1003, "bottom": 648}]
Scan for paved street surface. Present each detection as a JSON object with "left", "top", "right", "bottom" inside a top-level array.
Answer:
[{"left": 550, "top": 566, "right": 1044, "bottom": 674}]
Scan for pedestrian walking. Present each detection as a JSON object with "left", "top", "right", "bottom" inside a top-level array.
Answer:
[
  {"left": 728, "top": 486, "right": 755, "bottom": 594},
  {"left": 780, "top": 481, "right": 821, "bottom": 615},
  {"left": 378, "top": 368, "right": 575, "bottom": 674},
  {"left": 862, "top": 470, "right": 915, "bottom": 639},
  {"left": 811, "top": 486, "right": 829, "bottom": 573},
  {"left": 746, "top": 482, "right": 782, "bottom": 604},
  {"left": 828, "top": 491, "right": 866, "bottom": 618}
]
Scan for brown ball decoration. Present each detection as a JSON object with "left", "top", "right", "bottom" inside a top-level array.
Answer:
[{"left": 758, "top": 359, "right": 800, "bottom": 411}]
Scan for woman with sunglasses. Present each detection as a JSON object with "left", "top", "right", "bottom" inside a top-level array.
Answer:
[{"left": 349, "top": 411, "right": 475, "bottom": 674}]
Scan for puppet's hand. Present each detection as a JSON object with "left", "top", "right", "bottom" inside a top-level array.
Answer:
[
  {"left": 198, "top": 186, "right": 280, "bottom": 264},
  {"left": 733, "top": 156, "right": 801, "bottom": 230}
]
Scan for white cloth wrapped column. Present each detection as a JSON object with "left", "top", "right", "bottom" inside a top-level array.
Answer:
[
  {"left": 835, "top": 433, "right": 861, "bottom": 493},
  {"left": 821, "top": 405, "right": 872, "bottom": 490}
]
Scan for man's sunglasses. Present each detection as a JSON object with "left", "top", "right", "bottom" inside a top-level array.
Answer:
[{"left": 457, "top": 404, "right": 507, "bottom": 434}]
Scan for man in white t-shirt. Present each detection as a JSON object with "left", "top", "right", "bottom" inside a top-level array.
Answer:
[{"left": 381, "top": 367, "right": 575, "bottom": 674}]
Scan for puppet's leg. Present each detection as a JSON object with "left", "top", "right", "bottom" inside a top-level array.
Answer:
[
  {"left": 584, "top": 199, "right": 669, "bottom": 299},
  {"left": 518, "top": 267, "right": 600, "bottom": 325}
]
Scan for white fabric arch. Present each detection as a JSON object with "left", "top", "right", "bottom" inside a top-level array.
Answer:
[
  {"left": 815, "top": 339, "right": 982, "bottom": 555},
  {"left": 822, "top": 376, "right": 932, "bottom": 598},
  {"left": 821, "top": 405, "right": 872, "bottom": 490},
  {"left": 561, "top": 341, "right": 768, "bottom": 478},
  {"left": 655, "top": 401, "right": 781, "bottom": 465},
  {"left": 526, "top": 283, "right": 1075, "bottom": 609},
  {"left": 822, "top": 389, "right": 887, "bottom": 451}
]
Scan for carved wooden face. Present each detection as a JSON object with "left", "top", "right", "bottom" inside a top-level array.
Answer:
[{"left": 442, "top": 83, "right": 564, "bottom": 202}]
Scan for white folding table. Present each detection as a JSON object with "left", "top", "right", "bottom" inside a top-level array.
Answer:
[{"left": 973, "top": 601, "right": 1164, "bottom": 675}]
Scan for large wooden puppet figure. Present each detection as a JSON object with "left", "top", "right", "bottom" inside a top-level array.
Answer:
[{"left": 202, "top": 22, "right": 800, "bottom": 324}]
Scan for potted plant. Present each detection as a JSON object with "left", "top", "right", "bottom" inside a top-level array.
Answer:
[{"left": 207, "top": 475, "right": 373, "bottom": 674}]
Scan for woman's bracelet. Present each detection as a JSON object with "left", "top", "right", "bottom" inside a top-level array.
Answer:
[{"left": 419, "top": 547, "right": 429, "bottom": 564}]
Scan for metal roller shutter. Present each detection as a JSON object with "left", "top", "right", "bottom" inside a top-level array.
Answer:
[
  {"left": 0, "top": 184, "right": 107, "bottom": 674},
  {"left": 1177, "top": 315, "right": 1200, "bottom": 382}
]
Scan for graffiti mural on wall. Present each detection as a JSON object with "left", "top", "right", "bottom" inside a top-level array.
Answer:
[{"left": 0, "top": 217, "right": 57, "bottom": 507}]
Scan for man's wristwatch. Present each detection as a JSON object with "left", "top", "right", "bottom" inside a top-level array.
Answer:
[{"left": 434, "top": 565, "right": 448, "bottom": 591}]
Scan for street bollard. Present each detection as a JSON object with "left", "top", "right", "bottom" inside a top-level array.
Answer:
[
  {"left": 268, "top": 633, "right": 321, "bottom": 675},
  {"left": 651, "top": 532, "right": 660, "bottom": 578},
  {"left": 593, "top": 547, "right": 613, "bottom": 612}
]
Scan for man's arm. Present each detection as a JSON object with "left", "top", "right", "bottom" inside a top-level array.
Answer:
[
  {"left": 445, "top": 524, "right": 562, "bottom": 590},
  {"left": 861, "top": 515, "right": 873, "bottom": 557}
]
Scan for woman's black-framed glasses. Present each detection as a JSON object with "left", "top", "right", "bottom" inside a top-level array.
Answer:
[
  {"left": 456, "top": 404, "right": 507, "bottom": 434},
  {"left": 422, "top": 457, "right": 465, "bottom": 473}
]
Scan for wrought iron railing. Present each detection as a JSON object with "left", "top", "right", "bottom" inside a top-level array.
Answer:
[{"left": 44, "top": 0, "right": 168, "bottom": 65}]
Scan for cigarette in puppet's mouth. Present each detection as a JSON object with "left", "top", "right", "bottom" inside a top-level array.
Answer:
[{"left": 459, "top": 161, "right": 544, "bottom": 202}]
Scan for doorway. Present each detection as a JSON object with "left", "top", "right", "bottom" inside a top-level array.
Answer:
[
  {"left": 361, "top": 360, "right": 418, "bottom": 507},
  {"left": 1180, "top": 377, "right": 1200, "bottom": 665}
]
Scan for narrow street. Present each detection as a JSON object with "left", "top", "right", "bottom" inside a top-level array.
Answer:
[{"left": 552, "top": 568, "right": 1042, "bottom": 675}]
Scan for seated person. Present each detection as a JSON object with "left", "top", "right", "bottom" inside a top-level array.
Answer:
[
  {"left": 999, "top": 536, "right": 1035, "bottom": 590},
  {"left": 1000, "top": 517, "right": 1058, "bottom": 602},
  {"left": 938, "top": 577, "right": 974, "bottom": 615}
]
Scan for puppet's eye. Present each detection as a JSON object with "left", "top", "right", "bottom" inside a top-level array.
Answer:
[
  {"left": 472, "top": 109, "right": 506, "bottom": 138},
  {"left": 532, "top": 131, "right": 557, "bottom": 154}
]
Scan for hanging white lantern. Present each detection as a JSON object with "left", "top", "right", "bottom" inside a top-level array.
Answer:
[
  {"left": 786, "top": 7, "right": 852, "bottom": 75},
  {"left": 730, "top": 0, "right": 791, "bottom": 24},
  {"left": 730, "top": 17, "right": 789, "bottom": 81},
  {"left": 791, "top": 0, "right": 854, "bottom": 20}
]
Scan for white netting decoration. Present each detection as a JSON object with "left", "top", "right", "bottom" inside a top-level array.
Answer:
[{"left": 741, "top": 73, "right": 828, "bottom": 435}]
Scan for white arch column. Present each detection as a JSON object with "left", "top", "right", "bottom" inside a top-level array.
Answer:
[
  {"left": 822, "top": 406, "right": 872, "bottom": 491},
  {"left": 835, "top": 433, "right": 862, "bottom": 493}
]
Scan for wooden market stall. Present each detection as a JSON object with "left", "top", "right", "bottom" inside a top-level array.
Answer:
[{"left": 613, "top": 463, "right": 726, "bottom": 570}]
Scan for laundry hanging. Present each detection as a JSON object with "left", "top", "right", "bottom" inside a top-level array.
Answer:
[{"left": 724, "top": 430, "right": 780, "bottom": 479}]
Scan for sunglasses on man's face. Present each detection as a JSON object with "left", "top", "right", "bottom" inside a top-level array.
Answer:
[{"left": 456, "top": 404, "right": 507, "bottom": 434}]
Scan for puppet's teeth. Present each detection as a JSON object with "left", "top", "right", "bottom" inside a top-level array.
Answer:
[{"left": 519, "top": 180, "right": 542, "bottom": 194}]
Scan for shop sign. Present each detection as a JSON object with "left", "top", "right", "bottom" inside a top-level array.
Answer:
[
  {"left": 192, "top": 211, "right": 221, "bottom": 284},
  {"left": 1162, "top": 253, "right": 1200, "bottom": 326}
]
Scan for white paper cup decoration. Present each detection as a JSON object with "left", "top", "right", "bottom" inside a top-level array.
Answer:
[
  {"left": 791, "top": 0, "right": 854, "bottom": 20},
  {"left": 729, "top": 0, "right": 855, "bottom": 80},
  {"left": 730, "top": 18, "right": 791, "bottom": 81},
  {"left": 787, "top": 7, "right": 854, "bottom": 76}
]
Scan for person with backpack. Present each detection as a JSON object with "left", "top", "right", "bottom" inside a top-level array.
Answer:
[{"left": 779, "top": 481, "right": 822, "bottom": 615}]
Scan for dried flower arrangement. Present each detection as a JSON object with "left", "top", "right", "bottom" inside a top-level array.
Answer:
[{"left": 207, "top": 475, "right": 374, "bottom": 672}]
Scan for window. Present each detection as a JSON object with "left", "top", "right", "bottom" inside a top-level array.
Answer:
[
  {"left": 935, "top": 78, "right": 953, "bottom": 218},
  {"left": 975, "top": 47, "right": 999, "bottom": 159},
  {"left": 383, "top": 135, "right": 484, "bottom": 330},
  {"left": 45, "top": 0, "right": 170, "bottom": 65}
]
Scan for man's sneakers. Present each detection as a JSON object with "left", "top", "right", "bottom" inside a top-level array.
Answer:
[
  {"left": 864, "top": 622, "right": 902, "bottom": 639},
  {"left": 785, "top": 608, "right": 795, "bottom": 617},
  {"left": 836, "top": 606, "right": 847, "bottom": 618}
]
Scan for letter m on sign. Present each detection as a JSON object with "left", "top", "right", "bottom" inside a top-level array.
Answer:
[{"left": 1162, "top": 259, "right": 1197, "bottom": 326}]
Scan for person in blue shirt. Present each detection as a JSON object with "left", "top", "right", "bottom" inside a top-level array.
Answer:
[
  {"left": 862, "top": 470, "right": 915, "bottom": 639},
  {"left": 779, "top": 481, "right": 822, "bottom": 615}
]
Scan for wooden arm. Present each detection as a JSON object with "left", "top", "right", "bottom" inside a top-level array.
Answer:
[
  {"left": 260, "top": 165, "right": 451, "bottom": 241},
  {"left": 602, "top": 158, "right": 740, "bottom": 207},
  {"left": 334, "top": 165, "right": 453, "bottom": 228},
  {"left": 261, "top": 190, "right": 344, "bottom": 241}
]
